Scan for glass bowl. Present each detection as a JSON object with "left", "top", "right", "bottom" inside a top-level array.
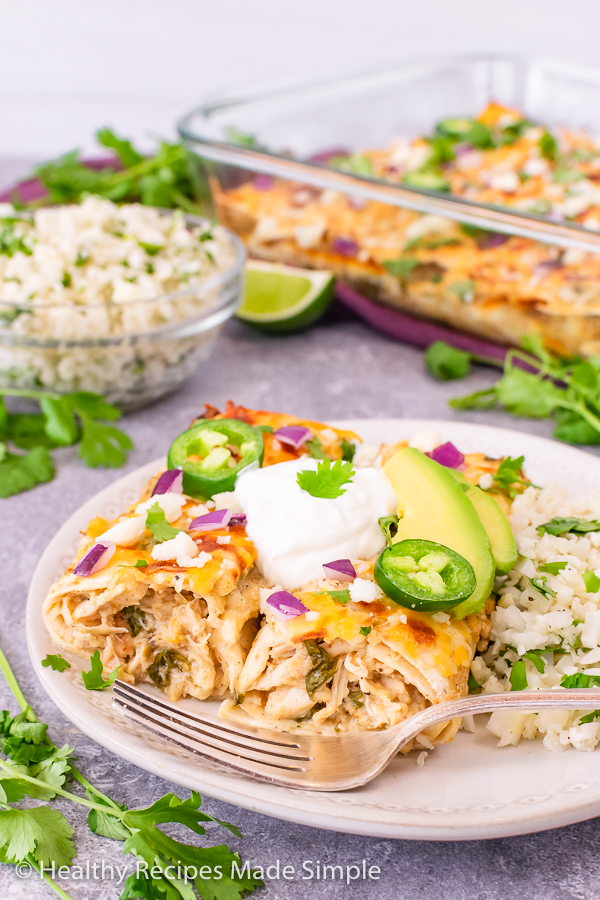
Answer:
[{"left": 0, "top": 214, "right": 246, "bottom": 411}]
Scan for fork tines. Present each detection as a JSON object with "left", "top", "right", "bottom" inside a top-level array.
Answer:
[{"left": 112, "top": 680, "right": 312, "bottom": 779}]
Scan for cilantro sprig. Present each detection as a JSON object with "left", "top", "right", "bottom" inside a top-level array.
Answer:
[
  {"left": 145, "top": 502, "right": 183, "bottom": 542},
  {"left": 0, "top": 646, "right": 261, "bottom": 900},
  {"left": 434, "top": 333, "right": 600, "bottom": 446},
  {"left": 17, "top": 129, "right": 207, "bottom": 215},
  {"left": 0, "top": 389, "right": 133, "bottom": 498},
  {"left": 81, "top": 650, "right": 121, "bottom": 691},
  {"left": 41, "top": 654, "right": 71, "bottom": 673},
  {"left": 297, "top": 459, "right": 354, "bottom": 499}
]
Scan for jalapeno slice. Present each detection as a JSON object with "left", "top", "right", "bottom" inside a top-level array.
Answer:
[
  {"left": 167, "top": 418, "right": 264, "bottom": 499},
  {"left": 374, "top": 538, "right": 476, "bottom": 612}
]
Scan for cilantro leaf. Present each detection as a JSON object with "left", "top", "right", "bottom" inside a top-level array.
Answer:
[
  {"left": 123, "top": 790, "right": 242, "bottom": 838},
  {"left": 509, "top": 659, "right": 528, "bottom": 691},
  {"left": 536, "top": 517, "right": 600, "bottom": 537},
  {"left": 340, "top": 437, "right": 356, "bottom": 462},
  {"left": 539, "top": 130, "right": 558, "bottom": 161},
  {"left": 145, "top": 502, "right": 182, "bottom": 542},
  {"left": 561, "top": 672, "right": 600, "bottom": 689},
  {"left": 41, "top": 653, "right": 71, "bottom": 672},
  {"left": 491, "top": 456, "right": 532, "bottom": 498},
  {"left": 78, "top": 413, "right": 133, "bottom": 468},
  {"left": 305, "top": 435, "right": 327, "bottom": 459},
  {"left": 530, "top": 576, "right": 556, "bottom": 599},
  {"left": 383, "top": 257, "right": 421, "bottom": 279},
  {"left": 447, "top": 279, "right": 476, "bottom": 303},
  {"left": 496, "top": 368, "right": 563, "bottom": 418},
  {"left": 539, "top": 561, "right": 567, "bottom": 575},
  {"left": 0, "top": 446, "right": 55, "bottom": 498},
  {"left": 424, "top": 341, "right": 471, "bottom": 380},
  {"left": 379, "top": 515, "right": 399, "bottom": 548},
  {"left": 467, "top": 672, "right": 481, "bottom": 693},
  {"left": 87, "top": 795, "right": 131, "bottom": 841},
  {"left": 328, "top": 589, "right": 351, "bottom": 605},
  {"left": 522, "top": 650, "right": 546, "bottom": 673},
  {"left": 81, "top": 650, "right": 120, "bottom": 691},
  {"left": 579, "top": 710, "right": 600, "bottom": 724},
  {"left": 553, "top": 408, "right": 600, "bottom": 445},
  {"left": 583, "top": 568, "right": 600, "bottom": 593},
  {"left": 297, "top": 459, "right": 354, "bottom": 499},
  {"left": 304, "top": 640, "right": 338, "bottom": 697},
  {"left": 39, "top": 396, "right": 78, "bottom": 446},
  {"left": 96, "top": 127, "right": 144, "bottom": 167},
  {"left": 0, "top": 807, "right": 75, "bottom": 867}
]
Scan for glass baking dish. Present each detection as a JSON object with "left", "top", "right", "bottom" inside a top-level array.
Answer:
[{"left": 179, "top": 56, "right": 600, "bottom": 355}]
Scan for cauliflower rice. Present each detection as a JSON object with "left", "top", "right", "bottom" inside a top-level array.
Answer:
[
  {"left": 474, "top": 483, "right": 600, "bottom": 753},
  {"left": 0, "top": 196, "right": 242, "bottom": 406}
]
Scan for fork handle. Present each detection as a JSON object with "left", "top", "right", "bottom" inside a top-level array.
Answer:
[{"left": 391, "top": 689, "right": 600, "bottom": 754}]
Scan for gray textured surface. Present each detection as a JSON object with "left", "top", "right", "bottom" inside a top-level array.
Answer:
[{"left": 2, "top": 166, "right": 600, "bottom": 899}]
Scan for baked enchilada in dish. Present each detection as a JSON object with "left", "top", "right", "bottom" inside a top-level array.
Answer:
[
  {"left": 213, "top": 104, "right": 600, "bottom": 356},
  {"left": 42, "top": 404, "right": 513, "bottom": 754}
]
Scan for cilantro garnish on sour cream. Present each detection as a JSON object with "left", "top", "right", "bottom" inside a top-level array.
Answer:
[{"left": 296, "top": 459, "right": 354, "bottom": 499}]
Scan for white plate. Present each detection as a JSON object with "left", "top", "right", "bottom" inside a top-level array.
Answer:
[{"left": 26, "top": 420, "right": 600, "bottom": 841}]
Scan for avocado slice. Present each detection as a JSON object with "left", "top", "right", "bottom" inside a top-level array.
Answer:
[
  {"left": 383, "top": 448, "right": 495, "bottom": 618},
  {"left": 447, "top": 471, "right": 517, "bottom": 576}
]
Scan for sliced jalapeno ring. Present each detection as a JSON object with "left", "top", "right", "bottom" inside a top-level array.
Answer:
[
  {"left": 374, "top": 538, "right": 476, "bottom": 612},
  {"left": 167, "top": 418, "right": 264, "bottom": 499}
]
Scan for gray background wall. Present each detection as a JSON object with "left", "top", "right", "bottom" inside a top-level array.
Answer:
[{"left": 2, "top": 0, "right": 599, "bottom": 166}]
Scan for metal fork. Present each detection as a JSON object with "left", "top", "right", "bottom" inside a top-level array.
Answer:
[{"left": 112, "top": 681, "right": 600, "bottom": 791}]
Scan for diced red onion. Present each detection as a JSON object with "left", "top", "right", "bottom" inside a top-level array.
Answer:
[
  {"left": 273, "top": 425, "right": 312, "bottom": 450},
  {"left": 483, "top": 233, "right": 509, "bottom": 249},
  {"left": 73, "top": 541, "right": 116, "bottom": 577},
  {"left": 454, "top": 143, "right": 474, "bottom": 156},
  {"left": 426, "top": 442, "right": 465, "bottom": 469},
  {"left": 152, "top": 469, "right": 183, "bottom": 496},
  {"left": 323, "top": 559, "right": 356, "bottom": 581},
  {"left": 347, "top": 196, "right": 367, "bottom": 210},
  {"left": 229, "top": 513, "right": 247, "bottom": 527},
  {"left": 534, "top": 260, "right": 562, "bottom": 278},
  {"left": 254, "top": 174, "right": 273, "bottom": 191},
  {"left": 189, "top": 508, "right": 233, "bottom": 531},
  {"left": 266, "top": 590, "right": 309, "bottom": 620},
  {"left": 332, "top": 237, "right": 359, "bottom": 258},
  {"left": 309, "top": 147, "right": 351, "bottom": 164}
]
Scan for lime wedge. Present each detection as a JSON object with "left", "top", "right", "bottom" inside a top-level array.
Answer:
[{"left": 237, "top": 260, "right": 334, "bottom": 332}]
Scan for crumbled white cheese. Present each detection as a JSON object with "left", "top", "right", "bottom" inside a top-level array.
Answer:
[
  {"left": 98, "top": 515, "right": 146, "bottom": 547},
  {"left": 523, "top": 157, "right": 549, "bottom": 177},
  {"left": 431, "top": 612, "right": 450, "bottom": 623},
  {"left": 294, "top": 220, "right": 326, "bottom": 249},
  {"left": 212, "top": 491, "right": 242, "bottom": 513},
  {"left": 177, "top": 550, "right": 212, "bottom": 569},
  {"left": 416, "top": 751, "right": 428, "bottom": 768},
  {"left": 404, "top": 214, "right": 454, "bottom": 241},
  {"left": 304, "top": 611, "right": 320, "bottom": 621},
  {"left": 486, "top": 171, "right": 519, "bottom": 193},
  {"left": 349, "top": 578, "right": 383, "bottom": 604},
  {"left": 188, "top": 503, "right": 210, "bottom": 519},
  {"left": 408, "top": 430, "right": 442, "bottom": 453},
  {"left": 216, "top": 535, "right": 231, "bottom": 544},
  {"left": 136, "top": 491, "right": 186, "bottom": 523},
  {"left": 220, "top": 558, "right": 236, "bottom": 570},
  {"left": 320, "top": 428, "right": 338, "bottom": 443},
  {"left": 151, "top": 531, "right": 198, "bottom": 562},
  {"left": 478, "top": 473, "right": 494, "bottom": 490}
]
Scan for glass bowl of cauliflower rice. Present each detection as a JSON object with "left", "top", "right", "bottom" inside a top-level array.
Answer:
[{"left": 0, "top": 197, "right": 246, "bottom": 409}]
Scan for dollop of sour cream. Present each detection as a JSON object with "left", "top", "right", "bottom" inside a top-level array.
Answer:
[{"left": 234, "top": 458, "right": 397, "bottom": 590}]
